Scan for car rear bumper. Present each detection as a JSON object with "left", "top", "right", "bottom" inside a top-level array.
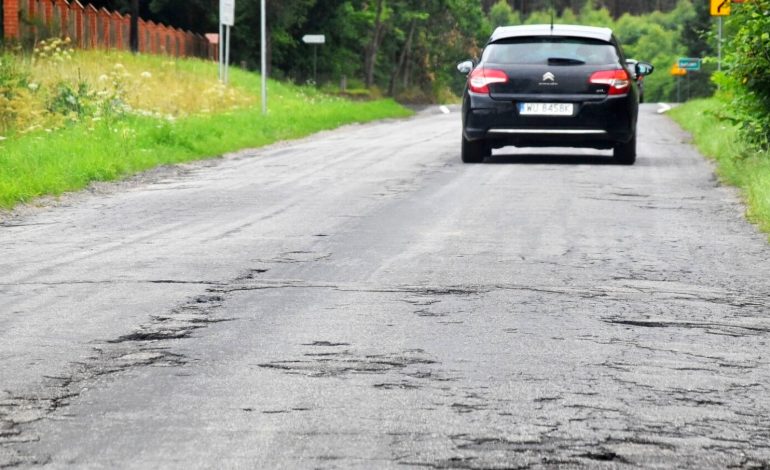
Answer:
[{"left": 462, "top": 92, "right": 636, "bottom": 149}]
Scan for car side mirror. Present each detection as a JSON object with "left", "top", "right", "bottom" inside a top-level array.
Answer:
[
  {"left": 625, "top": 60, "right": 638, "bottom": 79},
  {"left": 457, "top": 60, "right": 474, "bottom": 74},
  {"left": 636, "top": 62, "right": 654, "bottom": 76}
]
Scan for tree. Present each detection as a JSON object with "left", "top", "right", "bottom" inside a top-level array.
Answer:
[
  {"left": 149, "top": 0, "right": 218, "bottom": 33},
  {"left": 489, "top": 0, "right": 521, "bottom": 28},
  {"left": 387, "top": 2, "right": 429, "bottom": 95},
  {"left": 579, "top": 0, "right": 613, "bottom": 27},
  {"left": 677, "top": 0, "right": 714, "bottom": 98},
  {"left": 228, "top": 0, "right": 316, "bottom": 74},
  {"left": 363, "top": 0, "right": 389, "bottom": 88}
]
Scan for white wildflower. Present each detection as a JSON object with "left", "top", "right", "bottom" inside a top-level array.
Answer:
[{"left": 140, "top": 71, "right": 152, "bottom": 79}]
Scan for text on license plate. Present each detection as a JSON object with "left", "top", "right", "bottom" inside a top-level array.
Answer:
[{"left": 518, "top": 102, "right": 574, "bottom": 116}]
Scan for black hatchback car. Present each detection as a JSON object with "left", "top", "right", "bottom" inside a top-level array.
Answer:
[{"left": 458, "top": 24, "right": 653, "bottom": 164}]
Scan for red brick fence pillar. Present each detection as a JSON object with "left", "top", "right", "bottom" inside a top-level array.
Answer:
[
  {"left": 43, "top": 0, "right": 54, "bottom": 24},
  {"left": 70, "top": 0, "right": 84, "bottom": 48},
  {"left": 3, "top": 0, "right": 21, "bottom": 39},
  {"left": 85, "top": 3, "right": 96, "bottom": 48}
]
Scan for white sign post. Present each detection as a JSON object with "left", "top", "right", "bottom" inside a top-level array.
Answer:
[
  {"left": 302, "top": 34, "right": 326, "bottom": 86},
  {"left": 219, "top": 0, "right": 235, "bottom": 84},
  {"left": 710, "top": 0, "right": 730, "bottom": 72}
]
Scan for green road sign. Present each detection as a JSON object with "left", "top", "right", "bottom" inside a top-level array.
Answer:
[{"left": 678, "top": 58, "right": 702, "bottom": 71}]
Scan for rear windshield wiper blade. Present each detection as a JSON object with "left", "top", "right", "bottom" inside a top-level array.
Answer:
[{"left": 547, "top": 57, "right": 586, "bottom": 65}]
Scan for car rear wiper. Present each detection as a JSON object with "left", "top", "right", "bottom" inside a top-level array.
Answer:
[{"left": 547, "top": 57, "right": 586, "bottom": 65}]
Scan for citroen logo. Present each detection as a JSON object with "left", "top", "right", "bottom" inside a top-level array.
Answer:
[{"left": 543, "top": 72, "right": 556, "bottom": 82}]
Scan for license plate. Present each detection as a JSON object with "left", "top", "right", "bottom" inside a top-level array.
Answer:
[{"left": 518, "top": 102, "right": 574, "bottom": 116}]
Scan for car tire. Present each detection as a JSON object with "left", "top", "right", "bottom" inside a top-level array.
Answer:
[
  {"left": 461, "top": 134, "right": 489, "bottom": 164},
  {"left": 613, "top": 133, "right": 636, "bottom": 165}
]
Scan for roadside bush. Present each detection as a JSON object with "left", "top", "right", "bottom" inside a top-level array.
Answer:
[
  {"left": 47, "top": 81, "right": 93, "bottom": 119},
  {"left": 721, "top": 0, "right": 770, "bottom": 149},
  {"left": 0, "top": 53, "right": 34, "bottom": 135}
]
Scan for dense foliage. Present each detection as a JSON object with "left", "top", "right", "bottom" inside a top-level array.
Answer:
[{"left": 719, "top": 0, "right": 770, "bottom": 149}]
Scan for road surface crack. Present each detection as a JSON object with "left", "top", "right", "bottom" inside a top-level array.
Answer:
[
  {"left": 0, "top": 273, "right": 244, "bottom": 465},
  {"left": 257, "top": 348, "right": 440, "bottom": 380}
]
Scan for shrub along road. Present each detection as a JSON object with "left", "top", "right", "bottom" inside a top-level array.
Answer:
[{"left": 1, "top": 105, "right": 769, "bottom": 468}]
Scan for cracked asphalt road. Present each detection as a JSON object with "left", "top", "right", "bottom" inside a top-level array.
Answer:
[{"left": 2, "top": 104, "right": 770, "bottom": 468}]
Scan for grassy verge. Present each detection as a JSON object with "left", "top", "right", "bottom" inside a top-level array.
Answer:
[
  {"left": 0, "top": 49, "right": 412, "bottom": 209},
  {"left": 670, "top": 98, "right": 770, "bottom": 236}
]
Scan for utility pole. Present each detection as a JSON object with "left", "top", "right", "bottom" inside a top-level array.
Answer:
[
  {"left": 261, "top": 0, "right": 267, "bottom": 115},
  {"left": 677, "top": 76, "right": 681, "bottom": 103},
  {"left": 130, "top": 0, "right": 139, "bottom": 53}
]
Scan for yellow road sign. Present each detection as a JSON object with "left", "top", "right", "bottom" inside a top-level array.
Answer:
[
  {"left": 711, "top": 0, "right": 731, "bottom": 16},
  {"left": 670, "top": 66, "right": 687, "bottom": 77}
]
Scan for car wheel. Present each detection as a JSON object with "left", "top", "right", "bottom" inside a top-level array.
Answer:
[
  {"left": 461, "top": 134, "right": 489, "bottom": 163},
  {"left": 613, "top": 133, "right": 636, "bottom": 165}
]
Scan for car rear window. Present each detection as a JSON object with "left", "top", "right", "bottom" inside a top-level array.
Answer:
[{"left": 482, "top": 37, "right": 620, "bottom": 66}]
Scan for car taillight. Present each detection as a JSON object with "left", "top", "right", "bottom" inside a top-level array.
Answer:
[
  {"left": 468, "top": 68, "right": 508, "bottom": 94},
  {"left": 589, "top": 69, "right": 630, "bottom": 95}
]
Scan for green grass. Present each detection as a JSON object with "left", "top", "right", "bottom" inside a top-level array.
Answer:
[
  {"left": 670, "top": 98, "right": 770, "bottom": 236},
  {"left": 0, "top": 51, "right": 412, "bottom": 209}
]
